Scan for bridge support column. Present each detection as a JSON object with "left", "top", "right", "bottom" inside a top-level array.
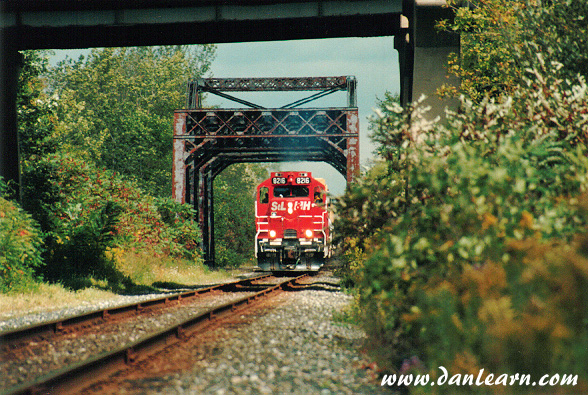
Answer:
[
  {"left": 401, "top": 0, "right": 459, "bottom": 120},
  {"left": 172, "top": 111, "right": 187, "bottom": 204},
  {"left": 197, "top": 166, "right": 215, "bottom": 266},
  {"left": 0, "top": 41, "right": 22, "bottom": 197}
]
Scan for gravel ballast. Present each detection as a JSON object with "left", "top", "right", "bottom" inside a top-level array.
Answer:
[
  {"left": 110, "top": 273, "right": 391, "bottom": 395},
  {"left": 1, "top": 273, "right": 392, "bottom": 394}
]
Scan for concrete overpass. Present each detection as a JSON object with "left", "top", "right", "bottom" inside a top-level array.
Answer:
[{"left": 0, "top": 0, "right": 458, "bottom": 190}]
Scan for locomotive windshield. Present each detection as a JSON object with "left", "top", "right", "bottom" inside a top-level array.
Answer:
[{"left": 273, "top": 186, "right": 309, "bottom": 198}]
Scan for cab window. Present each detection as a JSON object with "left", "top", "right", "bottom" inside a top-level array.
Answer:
[
  {"left": 259, "top": 187, "right": 269, "bottom": 204},
  {"left": 273, "top": 186, "right": 309, "bottom": 198},
  {"left": 313, "top": 187, "right": 324, "bottom": 204}
]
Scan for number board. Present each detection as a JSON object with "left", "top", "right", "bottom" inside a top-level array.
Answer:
[{"left": 272, "top": 176, "right": 310, "bottom": 184}]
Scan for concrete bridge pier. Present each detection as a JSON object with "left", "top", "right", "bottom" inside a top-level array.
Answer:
[{"left": 399, "top": 0, "right": 460, "bottom": 119}]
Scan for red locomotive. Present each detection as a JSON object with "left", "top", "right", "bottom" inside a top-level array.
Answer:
[{"left": 255, "top": 171, "right": 332, "bottom": 271}]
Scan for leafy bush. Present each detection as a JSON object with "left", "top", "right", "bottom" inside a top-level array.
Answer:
[
  {"left": 0, "top": 180, "right": 44, "bottom": 292},
  {"left": 214, "top": 163, "right": 268, "bottom": 268},
  {"left": 416, "top": 232, "right": 588, "bottom": 392},
  {"left": 43, "top": 200, "right": 122, "bottom": 283},
  {"left": 336, "top": 20, "right": 588, "bottom": 392},
  {"left": 26, "top": 153, "right": 202, "bottom": 288},
  {"left": 515, "top": 0, "right": 588, "bottom": 83}
]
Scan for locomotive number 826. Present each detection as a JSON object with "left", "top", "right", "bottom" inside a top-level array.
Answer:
[{"left": 255, "top": 171, "right": 332, "bottom": 271}]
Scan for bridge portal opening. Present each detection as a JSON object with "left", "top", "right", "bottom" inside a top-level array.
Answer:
[{"left": 172, "top": 76, "right": 359, "bottom": 265}]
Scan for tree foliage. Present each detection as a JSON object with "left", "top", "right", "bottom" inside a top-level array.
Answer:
[
  {"left": 437, "top": 0, "right": 524, "bottom": 101},
  {"left": 0, "top": 50, "right": 55, "bottom": 292},
  {"left": 438, "top": 0, "right": 588, "bottom": 102},
  {"left": 516, "top": 0, "right": 588, "bottom": 82},
  {"left": 49, "top": 46, "right": 216, "bottom": 196},
  {"left": 5, "top": 48, "right": 215, "bottom": 291},
  {"left": 17, "top": 51, "right": 58, "bottom": 164},
  {"left": 336, "top": 1, "right": 588, "bottom": 391},
  {"left": 214, "top": 163, "right": 268, "bottom": 268}
]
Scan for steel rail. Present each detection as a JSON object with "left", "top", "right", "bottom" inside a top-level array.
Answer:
[
  {"left": 1, "top": 274, "right": 307, "bottom": 395},
  {"left": 0, "top": 273, "right": 272, "bottom": 350}
]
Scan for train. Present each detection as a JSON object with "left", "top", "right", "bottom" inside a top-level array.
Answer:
[{"left": 254, "top": 171, "right": 332, "bottom": 271}]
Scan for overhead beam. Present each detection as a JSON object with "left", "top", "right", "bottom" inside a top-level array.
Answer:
[{"left": 2, "top": 1, "right": 403, "bottom": 50}]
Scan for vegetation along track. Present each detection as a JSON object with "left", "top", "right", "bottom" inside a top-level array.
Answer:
[{"left": 0, "top": 273, "right": 307, "bottom": 394}]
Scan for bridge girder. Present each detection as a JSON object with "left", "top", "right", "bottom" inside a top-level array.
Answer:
[{"left": 1, "top": 0, "right": 403, "bottom": 50}]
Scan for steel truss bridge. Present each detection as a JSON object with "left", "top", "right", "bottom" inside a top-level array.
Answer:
[{"left": 173, "top": 76, "right": 359, "bottom": 264}]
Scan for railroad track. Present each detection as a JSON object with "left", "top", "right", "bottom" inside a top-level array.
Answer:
[
  {"left": 1, "top": 274, "right": 273, "bottom": 350},
  {"left": 1, "top": 273, "right": 308, "bottom": 395}
]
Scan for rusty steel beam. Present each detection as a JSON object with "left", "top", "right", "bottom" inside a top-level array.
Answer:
[
  {"left": 184, "top": 108, "right": 350, "bottom": 136},
  {"left": 187, "top": 76, "right": 356, "bottom": 109},
  {"left": 194, "top": 76, "right": 348, "bottom": 91}
]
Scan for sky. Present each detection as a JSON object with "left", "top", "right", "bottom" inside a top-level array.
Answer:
[{"left": 52, "top": 36, "right": 400, "bottom": 195}]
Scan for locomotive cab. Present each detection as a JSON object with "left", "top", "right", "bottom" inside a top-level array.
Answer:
[{"left": 255, "top": 171, "right": 332, "bottom": 271}]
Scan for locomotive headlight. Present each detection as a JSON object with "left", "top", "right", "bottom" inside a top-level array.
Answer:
[
  {"left": 269, "top": 230, "right": 277, "bottom": 238},
  {"left": 287, "top": 202, "right": 294, "bottom": 215},
  {"left": 305, "top": 229, "right": 313, "bottom": 239}
]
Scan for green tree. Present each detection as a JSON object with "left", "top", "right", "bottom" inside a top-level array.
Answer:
[
  {"left": 18, "top": 50, "right": 60, "bottom": 230},
  {"left": 439, "top": 0, "right": 588, "bottom": 102},
  {"left": 18, "top": 50, "right": 58, "bottom": 162},
  {"left": 214, "top": 163, "right": 268, "bottom": 268},
  {"left": 438, "top": 0, "right": 524, "bottom": 101},
  {"left": 15, "top": 50, "right": 63, "bottom": 245},
  {"left": 49, "top": 45, "right": 216, "bottom": 197}
]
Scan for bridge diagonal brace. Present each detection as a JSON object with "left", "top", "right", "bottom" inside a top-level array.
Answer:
[
  {"left": 201, "top": 86, "right": 265, "bottom": 109},
  {"left": 279, "top": 85, "right": 346, "bottom": 108}
]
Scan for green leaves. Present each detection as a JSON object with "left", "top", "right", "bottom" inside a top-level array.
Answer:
[
  {"left": 439, "top": 0, "right": 524, "bottom": 101},
  {"left": 32, "top": 152, "right": 204, "bottom": 287},
  {"left": 49, "top": 45, "right": 216, "bottom": 197},
  {"left": 336, "top": 1, "right": 588, "bottom": 379},
  {"left": 0, "top": 182, "right": 44, "bottom": 292},
  {"left": 440, "top": 0, "right": 588, "bottom": 104},
  {"left": 5, "top": 47, "right": 219, "bottom": 291},
  {"left": 214, "top": 163, "right": 268, "bottom": 268}
]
